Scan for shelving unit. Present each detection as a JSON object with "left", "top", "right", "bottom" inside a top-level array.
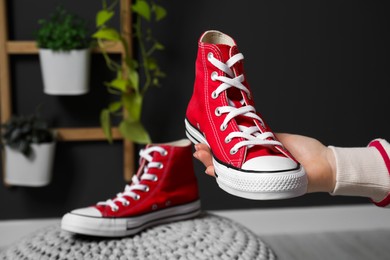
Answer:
[{"left": 0, "top": 0, "right": 135, "bottom": 183}]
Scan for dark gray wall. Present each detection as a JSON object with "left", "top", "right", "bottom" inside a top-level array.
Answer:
[{"left": 1, "top": 0, "right": 389, "bottom": 220}]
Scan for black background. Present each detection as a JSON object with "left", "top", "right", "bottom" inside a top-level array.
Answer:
[{"left": 1, "top": 0, "right": 389, "bottom": 219}]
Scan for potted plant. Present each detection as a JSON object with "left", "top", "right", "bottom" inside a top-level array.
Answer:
[
  {"left": 93, "top": 0, "right": 167, "bottom": 144},
  {"left": 1, "top": 113, "right": 56, "bottom": 187},
  {"left": 36, "top": 6, "right": 91, "bottom": 95}
]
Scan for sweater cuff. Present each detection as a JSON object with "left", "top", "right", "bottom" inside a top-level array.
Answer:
[{"left": 329, "top": 144, "right": 390, "bottom": 203}]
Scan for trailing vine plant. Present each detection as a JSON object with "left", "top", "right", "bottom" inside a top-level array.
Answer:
[{"left": 93, "top": 0, "right": 167, "bottom": 144}]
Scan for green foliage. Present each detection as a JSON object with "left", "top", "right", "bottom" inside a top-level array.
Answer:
[
  {"left": 1, "top": 113, "right": 54, "bottom": 157},
  {"left": 94, "top": 0, "right": 167, "bottom": 144},
  {"left": 36, "top": 6, "right": 90, "bottom": 51}
]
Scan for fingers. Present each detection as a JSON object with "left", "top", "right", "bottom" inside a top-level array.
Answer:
[
  {"left": 205, "top": 166, "right": 215, "bottom": 177},
  {"left": 193, "top": 144, "right": 213, "bottom": 166},
  {"left": 193, "top": 143, "right": 216, "bottom": 177}
]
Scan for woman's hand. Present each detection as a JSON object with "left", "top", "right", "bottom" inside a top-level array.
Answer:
[{"left": 193, "top": 133, "right": 336, "bottom": 193}]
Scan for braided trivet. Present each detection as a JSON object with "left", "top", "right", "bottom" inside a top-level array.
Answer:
[{"left": 0, "top": 212, "right": 276, "bottom": 260}]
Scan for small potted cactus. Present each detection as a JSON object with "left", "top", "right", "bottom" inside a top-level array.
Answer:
[{"left": 1, "top": 113, "right": 56, "bottom": 187}]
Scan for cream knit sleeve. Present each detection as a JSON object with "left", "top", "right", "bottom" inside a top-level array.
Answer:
[{"left": 329, "top": 139, "right": 390, "bottom": 207}]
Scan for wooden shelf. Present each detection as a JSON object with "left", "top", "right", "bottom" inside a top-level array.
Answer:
[
  {"left": 56, "top": 127, "right": 122, "bottom": 142},
  {"left": 6, "top": 41, "right": 124, "bottom": 55},
  {"left": 0, "top": 0, "right": 135, "bottom": 183}
]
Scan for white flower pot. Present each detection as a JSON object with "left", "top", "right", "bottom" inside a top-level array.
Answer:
[
  {"left": 39, "top": 48, "right": 90, "bottom": 95},
  {"left": 4, "top": 142, "right": 56, "bottom": 187}
]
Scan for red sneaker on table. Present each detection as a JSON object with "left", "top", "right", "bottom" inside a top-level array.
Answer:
[
  {"left": 61, "top": 139, "right": 201, "bottom": 237},
  {"left": 185, "top": 30, "right": 307, "bottom": 200}
]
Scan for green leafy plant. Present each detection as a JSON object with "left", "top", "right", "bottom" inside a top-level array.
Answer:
[
  {"left": 1, "top": 113, "right": 55, "bottom": 157},
  {"left": 36, "top": 6, "right": 90, "bottom": 51},
  {"left": 93, "top": 0, "right": 167, "bottom": 144}
]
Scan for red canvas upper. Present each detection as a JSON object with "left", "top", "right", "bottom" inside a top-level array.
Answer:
[
  {"left": 94, "top": 141, "right": 199, "bottom": 217},
  {"left": 186, "top": 32, "right": 296, "bottom": 170}
]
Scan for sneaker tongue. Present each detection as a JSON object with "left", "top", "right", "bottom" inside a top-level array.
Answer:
[
  {"left": 135, "top": 144, "right": 153, "bottom": 178},
  {"left": 135, "top": 159, "right": 146, "bottom": 178},
  {"left": 215, "top": 44, "right": 253, "bottom": 134},
  {"left": 215, "top": 44, "right": 243, "bottom": 76},
  {"left": 215, "top": 44, "right": 280, "bottom": 161},
  {"left": 215, "top": 44, "right": 231, "bottom": 62},
  {"left": 229, "top": 45, "right": 244, "bottom": 76},
  {"left": 215, "top": 43, "right": 244, "bottom": 109}
]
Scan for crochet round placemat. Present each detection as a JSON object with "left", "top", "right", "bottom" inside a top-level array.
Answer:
[{"left": 0, "top": 213, "right": 276, "bottom": 260}]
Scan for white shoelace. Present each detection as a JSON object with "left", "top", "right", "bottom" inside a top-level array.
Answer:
[
  {"left": 97, "top": 146, "right": 167, "bottom": 211},
  {"left": 208, "top": 51, "right": 282, "bottom": 154}
]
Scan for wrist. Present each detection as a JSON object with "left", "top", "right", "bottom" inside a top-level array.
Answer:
[
  {"left": 305, "top": 146, "right": 337, "bottom": 193},
  {"left": 325, "top": 147, "right": 337, "bottom": 193}
]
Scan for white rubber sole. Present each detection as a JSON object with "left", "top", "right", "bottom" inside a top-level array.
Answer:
[
  {"left": 185, "top": 119, "right": 308, "bottom": 200},
  {"left": 61, "top": 200, "right": 201, "bottom": 237}
]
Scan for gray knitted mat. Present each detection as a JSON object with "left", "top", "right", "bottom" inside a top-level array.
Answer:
[{"left": 0, "top": 212, "right": 276, "bottom": 260}]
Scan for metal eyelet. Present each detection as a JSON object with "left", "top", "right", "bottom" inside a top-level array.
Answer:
[
  {"left": 158, "top": 163, "right": 164, "bottom": 169},
  {"left": 161, "top": 150, "right": 168, "bottom": 156},
  {"left": 220, "top": 124, "right": 227, "bottom": 131},
  {"left": 211, "top": 91, "right": 218, "bottom": 99},
  {"left": 230, "top": 148, "right": 238, "bottom": 155},
  {"left": 122, "top": 201, "right": 130, "bottom": 206},
  {"left": 207, "top": 52, "right": 213, "bottom": 60},
  {"left": 112, "top": 206, "right": 119, "bottom": 212},
  {"left": 225, "top": 137, "right": 231, "bottom": 143},
  {"left": 144, "top": 186, "right": 150, "bottom": 192},
  {"left": 134, "top": 194, "right": 141, "bottom": 200},
  {"left": 215, "top": 107, "right": 221, "bottom": 116},
  {"left": 211, "top": 71, "right": 218, "bottom": 81},
  {"left": 153, "top": 176, "right": 158, "bottom": 182}
]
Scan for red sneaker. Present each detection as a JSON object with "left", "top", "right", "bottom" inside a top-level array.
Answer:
[
  {"left": 185, "top": 30, "right": 307, "bottom": 200},
  {"left": 61, "top": 139, "right": 201, "bottom": 237}
]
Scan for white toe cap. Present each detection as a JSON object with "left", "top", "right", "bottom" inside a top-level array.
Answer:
[
  {"left": 71, "top": 207, "right": 102, "bottom": 217},
  {"left": 242, "top": 156, "right": 297, "bottom": 172}
]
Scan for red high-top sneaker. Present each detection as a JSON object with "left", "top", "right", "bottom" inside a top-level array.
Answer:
[
  {"left": 185, "top": 30, "right": 307, "bottom": 200},
  {"left": 61, "top": 139, "right": 201, "bottom": 237}
]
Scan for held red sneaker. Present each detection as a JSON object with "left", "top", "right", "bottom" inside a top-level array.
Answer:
[
  {"left": 185, "top": 30, "right": 307, "bottom": 200},
  {"left": 61, "top": 139, "right": 201, "bottom": 237}
]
